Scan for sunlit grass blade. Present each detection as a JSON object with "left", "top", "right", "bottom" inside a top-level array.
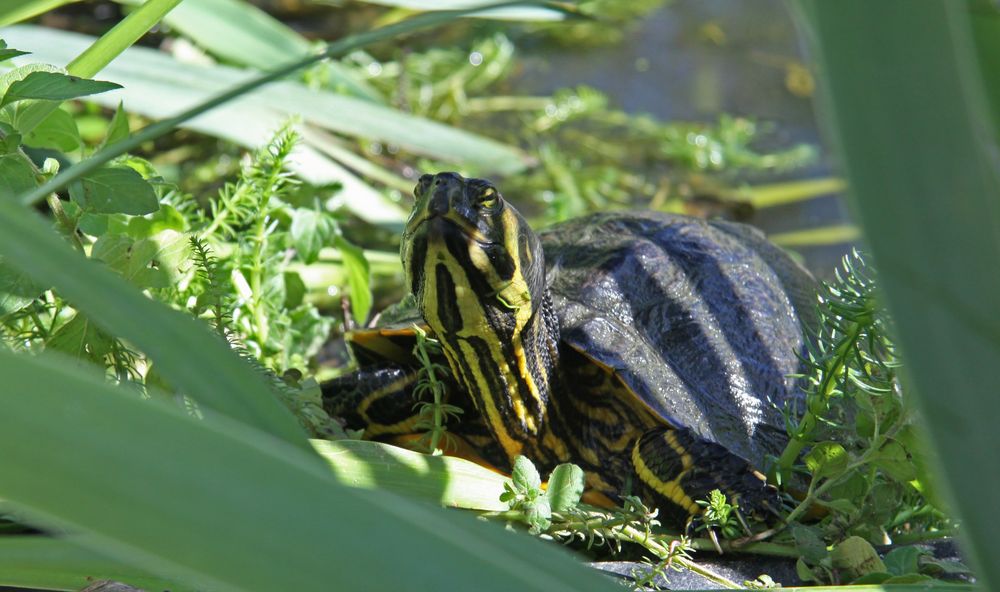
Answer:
[
  {"left": 769, "top": 224, "right": 858, "bottom": 247},
  {"left": 314, "top": 439, "right": 509, "bottom": 510},
  {"left": 0, "top": 349, "right": 615, "bottom": 592},
  {"left": 745, "top": 177, "right": 846, "bottom": 209},
  {"left": 795, "top": 1, "right": 1000, "bottom": 589},
  {"left": 116, "top": 0, "right": 383, "bottom": 102},
  {"left": 0, "top": 0, "right": 78, "bottom": 26},
  {"left": 0, "top": 537, "right": 189, "bottom": 592},
  {"left": 13, "top": 0, "right": 183, "bottom": 135},
  {"left": 354, "top": 0, "right": 572, "bottom": 20},
  {"left": 0, "top": 197, "right": 311, "bottom": 449}
]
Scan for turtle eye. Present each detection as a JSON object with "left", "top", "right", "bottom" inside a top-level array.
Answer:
[{"left": 477, "top": 187, "right": 499, "bottom": 209}]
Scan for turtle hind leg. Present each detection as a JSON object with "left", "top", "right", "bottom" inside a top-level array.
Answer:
[{"left": 631, "top": 427, "right": 779, "bottom": 526}]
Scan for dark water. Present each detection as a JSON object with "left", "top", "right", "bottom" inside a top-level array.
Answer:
[{"left": 513, "top": 0, "right": 854, "bottom": 276}]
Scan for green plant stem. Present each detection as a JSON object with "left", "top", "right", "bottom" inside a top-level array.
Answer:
[
  {"left": 687, "top": 537, "right": 799, "bottom": 558},
  {"left": 247, "top": 213, "right": 272, "bottom": 346},
  {"left": 776, "top": 418, "right": 904, "bottom": 533},
  {"left": 413, "top": 330, "right": 447, "bottom": 453},
  {"left": 16, "top": 1, "right": 573, "bottom": 208},
  {"left": 44, "top": 194, "right": 84, "bottom": 252},
  {"left": 464, "top": 95, "right": 552, "bottom": 112},
  {"left": 494, "top": 509, "right": 743, "bottom": 589},
  {"left": 890, "top": 528, "right": 956, "bottom": 545},
  {"left": 773, "top": 317, "right": 865, "bottom": 476}
]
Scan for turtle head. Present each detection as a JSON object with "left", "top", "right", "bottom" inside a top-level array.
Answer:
[
  {"left": 401, "top": 172, "right": 560, "bottom": 461},
  {"left": 401, "top": 172, "right": 546, "bottom": 328}
]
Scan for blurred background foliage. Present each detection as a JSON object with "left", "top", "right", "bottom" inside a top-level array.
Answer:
[{"left": 2, "top": 0, "right": 840, "bottom": 385}]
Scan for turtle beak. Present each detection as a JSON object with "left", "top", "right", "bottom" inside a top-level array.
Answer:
[{"left": 406, "top": 172, "right": 490, "bottom": 244}]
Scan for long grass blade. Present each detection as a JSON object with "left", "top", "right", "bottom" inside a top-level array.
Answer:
[
  {"left": 0, "top": 196, "right": 311, "bottom": 448},
  {"left": 117, "top": 0, "right": 384, "bottom": 102},
  {"left": 314, "top": 439, "right": 509, "bottom": 510},
  {"left": 0, "top": 349, "right": 615, "bottom": 592},
  {"left": 0, "top": 0, "right": 78, "bottom": 26},
  {"left": 353, "top": 0, "right": 570, "bottom": 20},
  {"left": 795, "top": 1, "right": 1000, "bottom": 588},
  {"left": 0, "top": 537, "right": 189, "bottom": 592}
]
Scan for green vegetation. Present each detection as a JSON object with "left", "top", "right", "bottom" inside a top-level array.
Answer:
[{"left": 0, "top": 0, "right": 994, "bottom": 590}]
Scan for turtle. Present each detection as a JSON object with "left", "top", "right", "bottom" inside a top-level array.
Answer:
[{"left": 322, "top": 171, "right": 817, "bottom": 525}]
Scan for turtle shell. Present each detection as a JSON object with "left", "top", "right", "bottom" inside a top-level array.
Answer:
[{"left": 541, "top": 212, "right": 817, "bottom": 469}]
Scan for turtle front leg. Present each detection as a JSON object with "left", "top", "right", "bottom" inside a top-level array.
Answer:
[
  {"left": 321, "top": 366, "right": 509, "bottom": 469},
  {"left": 630, "top": 427, "right": 779, "bottom": 526},
  {"left": 321, "top": 365, "right": 423, "bottom": 437}
]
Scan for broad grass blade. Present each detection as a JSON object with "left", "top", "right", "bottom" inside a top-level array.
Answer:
[
  {"left": 795, "top": 1, "right": 1000, "bottom": 588},
  {"left": 0, "top": 197, "right": 312, "bottom": 449},
  {"left": 0, "top": 349, "right": 616, "bottom": 592}
]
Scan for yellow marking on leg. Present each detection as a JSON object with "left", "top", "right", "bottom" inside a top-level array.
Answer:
[
  {"left": 663, "top": 431, "right": 694, "bottom": 471},
  {"left": 631, "top": 435, "right": 700, "bottom": 515},
  {"left": 364, "top": 416, "right": 420, "bottom": 438},
  {"left": 356, "top": 374, "right": 418, "bottom": 418}
]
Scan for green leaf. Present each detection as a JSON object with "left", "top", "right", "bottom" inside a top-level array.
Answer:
[
  {"left": 512, "top": 455, "right": 542, "bottom": 492},
  {"left": 0, "top": 258, "right": 42, "bottom": 316},
  {"left": 804, "top": 441, "right": 849, "bottom": 479},
  {"left": 830, "top": 536, "right": 887, "bottom": 581},
  {"left": 22, "top": 107, "right": 80, "bottom": 152},
  {"left": 289, "top": 208, "right": 335, "bottom": 265},
  {"left": 0, "top": 71, "right": 121, "bottom": 108},
  {"left": 795, "top": 557, "right": 818, "bottom": 583},
  {"left": 526, "top": 496, "right": 552, "bottom": 534},
  {"left": 821, "top": 498, "right": 858, "bottom": 516},
  {"left": 0, "top": 121, "right": 22, "bottom": 153},
  {"left": 873, "top": 440, "right": 917, "bottom": 483},
  {"left": 126, "top": 204, "right": 188, "bottom": 238},
  {"left": 883, "top": 545, "right": 928, "bottom": 577},
  {"left": 100, "top": 101, "right": 130, "bottom": 149},
  {"left": 46, "top": 313, "right": 112, "bottom": 364},
  {"left": 283, "top": 271, "right": 306, "bottom": 309},
  {"left": 0, "top": 349, "right": 614, "bottom": 592},
  {"left": 69, "top": 166, "right": 159, "bottom": 215},
  {"left": 791, "top": 524, "right": 828, "bottom": 564},
  {"left": 0, "top": 47, "right": 28, "bottom": 62},
  {"left": 546, "top": 463, "right": 585, "bottom": 512},
  {"left": 333, "top": 233, "right": 372, "bottom": 324},
  {"left": 0, "top": 152, "right": 39, "bottom": 199},
  {"left": 78, "top": 212, "right": 112, "bottom": 237},
  {"left": 92, "top": 230, "right": 190, "bottom": 289}
]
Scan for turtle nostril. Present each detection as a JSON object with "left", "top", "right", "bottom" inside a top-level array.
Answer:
[
  {"left": 428, "top": 188, "right": 449, "bottom": 215},
  {"left": 414, "top": 173, "right": 435, "bottom": 197}
]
